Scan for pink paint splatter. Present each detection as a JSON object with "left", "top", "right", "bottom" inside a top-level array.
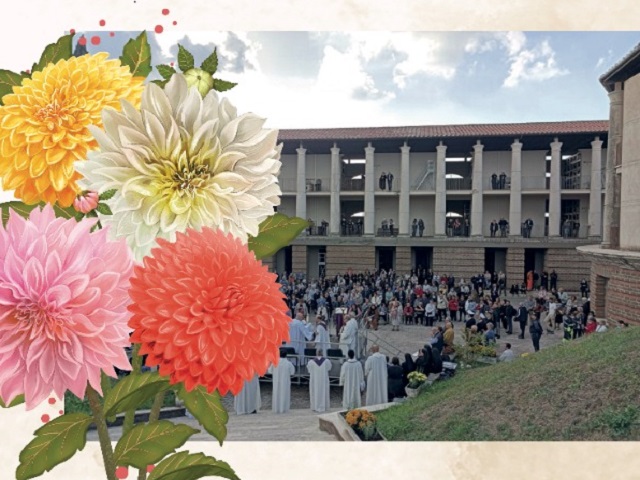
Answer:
[{"left": 155, "top": 25, "right": 164, "bottom": 34}]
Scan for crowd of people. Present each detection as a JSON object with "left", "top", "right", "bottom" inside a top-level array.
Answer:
[{"left": 233, "top": 267, "right": 616, "bottom": 415}]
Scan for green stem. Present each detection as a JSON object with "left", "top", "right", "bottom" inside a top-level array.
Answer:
[
  {"left": 122, "top": 343, "right": 143, "bottom": 436},
  {"left": 86, "top": 384, "right": 117, "bottom": 480},
  {"left": 137, "top": 390, "right": 166, "bottom": 480}
]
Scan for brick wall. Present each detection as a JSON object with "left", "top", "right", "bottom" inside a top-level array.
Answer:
[
  {"left": 261, "top": 256, "right": 276, "bottom": 272},
  {"left": 395, "top": 246, "right": 411, "bottom": 273},
  {"left": 506, "top": 248, "right": 525, "bottom": 285},
  {"left": 325, "top": 245, "right": 375, "bottom": 277},
  {"left": 545, "top": 248, "right": 592, "bottom": 291},
  {"left": 432, "top": 247, "right": 484, "bottom": 280},
  {"left": 291, "top": 245, "right": 307, "bottom": 275},
  {"left": 589, "top": 257, "right": 640, "bottom": 325}
]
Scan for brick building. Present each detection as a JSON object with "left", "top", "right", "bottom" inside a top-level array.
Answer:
[
  {"left": 267, "top": 120, "right": 609, "bottom": 291},
  {"left": 579, "top": 43, "right": 640, "bottom": 323}
]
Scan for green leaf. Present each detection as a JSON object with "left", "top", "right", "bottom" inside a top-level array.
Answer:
[
  {"left": 0, "top": 394, "right": 25, "bottom": 408},
  {"left": 152, "top": 79, "right": 169, "bottom": 88},
  {"left": 99, "top": 189, "right": 117, "bottom": 201},
  {"left": 248, "top": 214, "right": 308, "bottom": 260},
  {"left": 104, "top": 372, "right": 171, "bottom": 418},
  {"left": 96, "top": 202, "right": 113, "bottom": 215},
  {"left": 156, "top": 64, "right": 176, "bottom": 80},
  {"left": 200, "top": 49, "right": 218, "bottom": 75},
  {"left": 113, "top": 421, "right": 199, "bottom": 469},
  {"left": 177, "top": 385, "right": 228, "bottom": 445},
  {"left": 0, "top": 201, "right": 81, "bottom": 226},
  {"left": 16, "top": 413, "right": 93, "bottom": 480},
  {"left": 177, "top": 45, "right": 195, "bottom": 72},
  {"left": 212, "top": 78, "right": 237, "bottom": 92},
  {"left": 32, "top": 34, "right": 73, "bottom": 73},
  {"left": 0, "top": 69, "right": 24, "bottom": 105},
  {"left": 147, "top": 451, "right": 239, "bottom": 480},
  {"left": 120, "top": 31, "right": 152, "bottom": 78}
]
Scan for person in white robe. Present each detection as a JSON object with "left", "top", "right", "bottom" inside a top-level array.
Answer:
[
  {"left": 314, "top": 316, "right": 331, "bottom": 357},
  {"left": 307, "top": 349, "right": 332, "bottom": 412},
  {"left": 364, "top": 345, "right": 388, "bottom": 406},
  {"left": 339, "top": 349, "right": 364, "bottom": 409},
  {"left": 233, "top": 375, "right": 261, "bottom": 415},
  {"left": 339, "top": 313, "right": 359, "bottom": 358},
  {"left": 286, "top": 311, "right": 314, "bottom": 361},
  {"left": 268, "top": 350, "right": 296, "bottom": 413}
]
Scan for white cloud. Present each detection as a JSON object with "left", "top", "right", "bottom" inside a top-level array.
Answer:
[{"left": 500, "top": 36, "right": 569, "bottom": 88}]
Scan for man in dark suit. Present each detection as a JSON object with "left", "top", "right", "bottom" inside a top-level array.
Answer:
[
  {"left": 504, "top": 299, "right": 515, "bottom": 334},
  {"left": 517, "top": 302, "right": 528, "bottom": 339}
]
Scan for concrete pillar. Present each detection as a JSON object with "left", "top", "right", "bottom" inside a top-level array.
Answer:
[
  {"left": 588, "top": 137, "right": 603, "bottom": 239},
  {"left": 330, "top": 144, "right": 341, "bottom": 235},
  {"left": 364, "top": 143, "right": 375, "bottom": 236},
  {"left": 399, "top": 143, "right": 411, "bottom": 236},
  {"left": 471, "top": 141, "right": 484, "bottom": 237},
  {"left": 434, "top": 142, "right": 447, "bottom": 237},
  {"left": 603, "top": 83, "right": 623, "bottom": 248},
  {"left": 548, "top": 138, "right": 562, "bottom": 237},
  {"left": 509, "top": 140, "right": 522, "bottom": 237},
  {"left": 295, "top": 146, "right": 307, "bottom": 232}
]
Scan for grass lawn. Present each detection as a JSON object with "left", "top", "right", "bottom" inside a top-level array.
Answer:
[{"left": 376, "top": 328, "right": 640, "bottom": 440}]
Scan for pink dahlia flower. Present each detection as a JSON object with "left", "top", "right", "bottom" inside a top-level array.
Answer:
[
  {"left": 73, "top": 191, "right": 100, "bottom": 214},
  {"left": 0, "top": 205, "right": 134, "bottom": 409}
]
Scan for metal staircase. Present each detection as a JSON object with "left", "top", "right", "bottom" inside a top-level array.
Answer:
[{"left": 413, "top": 159, "right": 435, "bottom": 191}]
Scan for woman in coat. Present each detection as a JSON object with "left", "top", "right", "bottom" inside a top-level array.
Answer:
[{"left": 387, "top": 357, "right": 405, "bottom": 401}]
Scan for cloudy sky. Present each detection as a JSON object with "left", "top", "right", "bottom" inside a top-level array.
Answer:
[{"left": 74, "top": 30, "right": 640, "bottom": 129}]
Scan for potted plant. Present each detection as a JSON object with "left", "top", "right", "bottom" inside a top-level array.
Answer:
[
  {"left": 344, "top": 409, "right": 382, "bottom": 441},
  {"left": 405, "top": 371, "right": 427, "bottom": 397}
]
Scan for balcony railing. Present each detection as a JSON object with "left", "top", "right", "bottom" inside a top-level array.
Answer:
[
  {"left": 279, "top": 177, "right": 296, "bottom": 192},
  {"left": 306, "top": 225, "right": 329, "bottom": 236},
  {"left": 446, "top": 178, "right": 472, "bottom": 190},
  {"left": 521, "top": 176, "right": 548, "bottom": 190},
  {"left": 341, "top": 178, "right": 365, "bottom": 191},
  {"left": 341, "top": 222, "right": 364, "bottom": 236}
]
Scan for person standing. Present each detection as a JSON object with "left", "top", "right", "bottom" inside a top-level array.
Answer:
[
  {"left": 529, "top": 312, "right": 543, "bottom": 352},
  {"left": 499, "top": 217, "right": 508, "bottom": 237},
  {"left": 418, "top": 218, "right": 425, "bottom": 237},
  {"left": 387, "top": 357, "right": 405, "bottom": 402},
  {"left": 339, "top": 349, "right": 364, "bottom": 410},
  {"left": 491, "top": 172, "right": 498, "bottom": 189},
  {"left": 379, "top": 172, "right": 387, "bottom": 190},
  {"left": 287, "top": 311, "right": 314, "bottom": 362},
  {"left": 307, "top": 349, "right": 332, "bottom": 412},
  {"left": 490, "top": 219, "right": 498, "bottom": 237},
  {"left": 504, "top": 299, "right": 515, "bottom": 334},
  {"left": 389, "top": 296, "right": 401, "bottom": 331},
  {"left": 314, "top": 315, "right": 331, "bottom": 357},
  {"left": 268, "top": 350, "right": 295, "bottom": 413},
  {"left": 339, "top": 313, "right": 359, "bottom": 358},
  {"left": 364, "top": 345, "right": 388, "bottom": 406},
  {"left": 526, "top": 270, "right": 534, "bottom": 291},
  {"left": 550, "top": 270, "right": 558, "bottom": 291},
  {"left": 234, "top": 375, "right": 261, "bottom": 415},
  {"left": 499, "top": 171, "right": 507, "bottom": 189},
  {"left": 411, "top": 219, "right": 418, "bottom": 237},
  {"left": 387, "top": 172, "right": 394, "bottom": 191}
]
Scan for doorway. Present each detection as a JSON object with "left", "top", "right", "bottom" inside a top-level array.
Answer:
[
  {"left": 485, "top": 248, "right": 507, "bottom": 274},
  {"left": 376, "top": 247, "right": 395, "bottom": 272},
  {"left": 524, "top": 248, "right": 545, "bottom": 284},
  {"left": 412, "top": 247, "right": 433, "bottom": 271}
]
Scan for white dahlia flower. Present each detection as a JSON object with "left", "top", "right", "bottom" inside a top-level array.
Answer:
[{"left": 77, "top": 73, "right": 282, "bottom": 261}]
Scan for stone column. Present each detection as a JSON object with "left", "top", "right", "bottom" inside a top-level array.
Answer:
[
  {"left": 603, "top": 83, "right": 623, "bottom": 248},
  {"left": 330, "top": 144, "right": 341, "bottom": 235},
  {"left": 509, "top": 140, "right": 523, "bottom": 237},
  {"left": 295, "top": 146, "right": 307, "bottom": 232},
  {"left": 548, "top": 138, "right": 562, "bottom": 237},
  {"left": 471, "top": 141, "right": 484, "bottom": 237},
  {"left": 434, "top": 142, "right": 447, "bottom": 237},
  {"left": 399, "top": 142, "right": 411, "bottom": 236},
  {"left": 588, "top": 137, "right": 603, "bottom": 239},
  {"left": 364, "top": 143, "right": 375, "bottom": 236}
]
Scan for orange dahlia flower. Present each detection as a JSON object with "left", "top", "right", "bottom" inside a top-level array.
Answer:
[
  {"left": 128, "top": 228, "right": 291, "bottom": 395},
  {"left": 0, "top": 53, "right": 144, "bottom": 207}
]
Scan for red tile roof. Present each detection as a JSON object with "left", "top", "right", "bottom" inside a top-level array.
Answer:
[{"left": 278, "top": 120, "right": 609, "bottom": 141}]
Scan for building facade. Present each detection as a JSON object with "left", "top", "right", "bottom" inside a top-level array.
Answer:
[
  {"left": 579, "top": 43, "right": 640, "bottom": 324},
  {"left": 268, "top": 121, "right": 609, "bottom": 291}
]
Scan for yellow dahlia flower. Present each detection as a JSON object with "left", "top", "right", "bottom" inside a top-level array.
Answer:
[{"left": 0, "top": 53, "right": 144, "bottom": 207}]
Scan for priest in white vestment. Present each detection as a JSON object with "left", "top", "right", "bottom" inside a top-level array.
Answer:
[
  {"left": 364, "top": 345, "right": 388, "bottom": 406},
  {"left": 234, "top": 375, "right": 261, "bottom": 415},
  {"left": 314, "top": 316, "right": 331, "bottom": 357},
  {"left": 307, "top": 349, "right": 332, "bottom": 412},
  {"left": 286, "top": 311, "right": 315, "bottom": 360},
  {"left": 339, "top": 349, "right": 364, "bottom": 409},
  {"left": 268, "top": 350, "right": 296, "bottom": 413},
  {"left": 339, "top": 313, "right": 359, "bottom": 358}
]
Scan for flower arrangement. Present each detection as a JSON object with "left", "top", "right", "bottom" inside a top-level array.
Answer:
[
  {"left": 407, "top": 371, "right": 427, "bottom": 389},
  {"left": 345, "top": 408, "right": 378, "bottom": 441},
  {"left": 0, "top": 31, "right": 307, "bottom": 480}
]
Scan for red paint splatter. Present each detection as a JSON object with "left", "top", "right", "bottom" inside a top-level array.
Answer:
[
  {"left": 155, "top": 25, "right": 164, "bottom": 34},
  {"left": 173, "top": 20, "right": 177, "bottom": 26},
  {"left": 170, "top": 62, "right": 174, "bottom": 67},
  {"left": 70, "top": 29, "right": 76, "bottom": 35},
  {"left": 41, "top": 414, "right": 50, "bottom": 423},
  {"left": 91, "top": 36, "right": 101, "bottom": 46},
  {"left": 147, "top": 465, "right": 155, "bottom": 473},
  {"left": 25, "top": 69, "right": 31, "bottom": 74},
  {"left": 110, "top": 32, "right": 115, "bottom": 37},
  {"left": 48, "top": 397, "right": 56, "bottom": 405},
  {"left": 99, "top": 19, "right": 106, "bottom": 27},
  {"left": 58, "top": 410, "right": 64, "bottom": 415},
  {"left": 115, "top": 466, "right": 129, "bottom": 479},
  {"left": 162, "top": 8, "right": 170, "bottom": 15},
  {"left": 78, "top": 37, "right": 87, "bottom": 46}
]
